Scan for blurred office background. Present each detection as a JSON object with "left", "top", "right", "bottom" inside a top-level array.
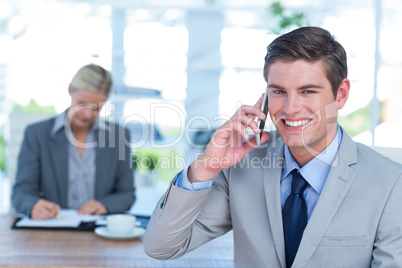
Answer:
[{"left": 1, "top": 0, "right": 401, "bottom": 213}]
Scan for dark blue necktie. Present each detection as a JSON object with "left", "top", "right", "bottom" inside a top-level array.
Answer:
[{"left": 282, "top": 170, "right": 309, "bottom": 268}]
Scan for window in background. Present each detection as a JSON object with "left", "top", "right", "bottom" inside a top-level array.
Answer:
[
  {"left": 324, "top": 0, "right": 402, "bottom": 148},
  {"left": 122, "top": 9, "right": 188, "bottom": 184},
  {"left": 373, "top": 0, "right": 402, "bottom": 148},
  {"left": 124, "top": 9, "right": 188, "bottom": 102},
  {"left": 2, "top": 1, "right": 112, "bottom": 113},
  {"left": 219, "top": 27, "right": 275, "bottom": 120},
  {"left": 1, "top": 0, "right": 402, "bottom": 213},
  {"left": 320, "top": 6, "right": 376, "bottom": 144},
  {"left": 1, "top": 0, "right": 114, "bottom": 212}
]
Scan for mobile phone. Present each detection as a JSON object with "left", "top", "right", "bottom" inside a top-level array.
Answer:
[{"left": 255, "top": 86, "right": 269, "bottom": 146}]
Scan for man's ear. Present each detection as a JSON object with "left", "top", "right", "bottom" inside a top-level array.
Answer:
[
  {"left": 336, "top": 78, "right": 350, "bottom": 110},
  {"left": 68, "top": 84, "right": 72, "bottom": 96}
]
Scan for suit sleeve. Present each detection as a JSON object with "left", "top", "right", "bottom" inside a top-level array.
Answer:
[
  {"left": 372, "top": 171, "right": 402, "bottom": 267},
  {"left": 11, "top": 126, "right": 42, "bottom": 216},
  {"left": 144, "top": 169, "right": 232, "bottom": 260},
  {"left": 98, "top": 127, "right": 135, "bottom": 213}
]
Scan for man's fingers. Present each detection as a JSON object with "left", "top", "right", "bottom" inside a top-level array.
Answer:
[
  {"left": 218, "top": 116, "right": 262, "bottom": 145},
  {"left": 254, "top": 93, "right": 265, "bottom": 108},
  {"left": 259, "top": 131, "right": 271, "bottom": 145},
  {"left": 236, "top": 105, "right": 266, "bottom": 120},
  {"left": 229, "top": 120, "right": 249, "bottom": 140},
  {"left": 244, "top": 131, "right": 271, "bottom": 152},
  {"left": 231, "top": 105, "right": 266, "bottom": 136},
  {"left": 237, "top": 115, "right": 260, "bottom": 132}
]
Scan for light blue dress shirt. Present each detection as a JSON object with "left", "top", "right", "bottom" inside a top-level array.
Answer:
[
  {"left": 280, "top": 127, "right": 342, "bottom": 220},
  {"left": 52, "top": 111, "right": 105, "bottom": 209},
  {"left": 176, "top": 126, "right": 343, "bottom": 220}
]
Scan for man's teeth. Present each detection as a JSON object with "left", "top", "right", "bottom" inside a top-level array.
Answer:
[{"left": 285, "top": 119, "right": 309, "bottom": 127}]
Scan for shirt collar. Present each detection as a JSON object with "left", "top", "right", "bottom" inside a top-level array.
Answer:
[
  {"left": 281, "top": 126, "right": 343, "bottom": 194},
  {"left": 51, "top": 110, "right": 107, "bottom": 136}
]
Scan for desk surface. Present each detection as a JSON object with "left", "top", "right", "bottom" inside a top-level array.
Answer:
[{"left": 0, "top": 214, "right": 234, "bottom": 268}]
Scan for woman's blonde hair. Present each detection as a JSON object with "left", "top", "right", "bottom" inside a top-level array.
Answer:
[{"left": 69, "top": 64, "right": 112, "bottom": 97}]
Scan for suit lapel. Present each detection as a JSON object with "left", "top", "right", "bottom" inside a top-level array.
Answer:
[
  {"left": 49, "top": 127, "right": 69, "bottom": 207},
  {"left": 293, "top": 131, "right": 358, "bottom": 267},
  {"left": 263, "top": 135, "right": 287, "bottom": 268}
]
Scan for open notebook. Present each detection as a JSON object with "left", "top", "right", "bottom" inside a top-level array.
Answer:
[
  {"left": 14, "top": 209, "right": 105, "bottom": 229},
  {"left": 12, "top": 209, "right": 150, "bottom": 230}
]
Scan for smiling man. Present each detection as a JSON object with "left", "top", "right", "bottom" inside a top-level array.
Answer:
[{"left": 144, "top": 27, "right": 402, "bottom": 267}]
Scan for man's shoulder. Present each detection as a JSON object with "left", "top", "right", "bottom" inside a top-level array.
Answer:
[{"left": 355, "top": 142, "right": 402, "bottom": 169}]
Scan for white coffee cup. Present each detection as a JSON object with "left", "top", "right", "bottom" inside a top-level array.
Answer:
[{"left": 106, "top": 214, "right": 136, "bottom": 234}]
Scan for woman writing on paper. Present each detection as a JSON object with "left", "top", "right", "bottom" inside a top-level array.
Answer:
[{"left": 12, "top": 64, "right": 135, "bottom": 220}]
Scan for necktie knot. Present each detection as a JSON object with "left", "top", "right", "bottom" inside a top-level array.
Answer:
[{"left": 291, "top": 170, "right": 308, "bottom": 194}]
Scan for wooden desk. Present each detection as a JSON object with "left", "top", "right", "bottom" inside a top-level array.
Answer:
[{"left": 0, "top": 214, "right": 234, "bottom": 268}]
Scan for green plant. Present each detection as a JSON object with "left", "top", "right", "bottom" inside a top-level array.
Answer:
[
  {"left": 142, "top": 154, "right": 158, "bottom": 171},
  {"left": 267, "top": 1, "right": 308, "bottom": 35},
  {"left": 338, "top": 102, "right": 383, "bottom": 137},
  {"left": 132, "top": 148, "right": 182, "bottom": 182},
  {"left": 12, "top": 99, "right": 56, "bottom": 114},
  {"left": 132, "top": 150, "right": 158, "bottom": 171},
  {"left": 0, "top": 135, "right": 6, "bottom": 172},
  {"left": 131, "top": 153, "right": 139, "bottom": 170}
]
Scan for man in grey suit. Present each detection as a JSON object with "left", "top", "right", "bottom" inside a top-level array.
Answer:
[
  {"left": 144, "top": 27, "right": 402, "bottom": 267},
  {"left": 12, "top": 64, "right": 135, "bottom": 219}
]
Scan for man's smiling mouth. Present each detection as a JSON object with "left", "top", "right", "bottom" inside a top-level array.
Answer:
[{"left": 284, "top": 119, "right": 312, "bottom": 127}]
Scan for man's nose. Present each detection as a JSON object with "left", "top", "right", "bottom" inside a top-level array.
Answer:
[{"left": 283, "top": 93, "right": 302, "bottom": 114}]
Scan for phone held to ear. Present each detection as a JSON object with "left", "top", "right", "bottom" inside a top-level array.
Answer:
[{"left": 256, "top": 86, "right": 268, "bottom": 146}]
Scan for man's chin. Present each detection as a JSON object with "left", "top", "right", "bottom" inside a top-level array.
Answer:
[
  {"left": 281, "top": 134, "right": 311, "bottom": 150},
  {"left": 284, "top": 142, "right": 308, "bottom": 150}
]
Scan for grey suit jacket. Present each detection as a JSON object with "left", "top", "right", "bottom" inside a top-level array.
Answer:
[
  {"left": 12, "top": 117, "right": 135, "bottom": 216},
  {"left": 144, "top": 130, "right": 402, "bottom": 267}
]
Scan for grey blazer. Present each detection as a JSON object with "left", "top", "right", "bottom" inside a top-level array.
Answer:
[
  {"left": 12, "top": 117, "right": 135, "bottom": 216},
  {"left": 144, "top": 130, "right": 402, "bottom": 268}
]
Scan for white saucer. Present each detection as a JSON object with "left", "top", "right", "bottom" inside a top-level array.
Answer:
[{"left": 94, "top": 226, "right": 146, "bottom": 240}]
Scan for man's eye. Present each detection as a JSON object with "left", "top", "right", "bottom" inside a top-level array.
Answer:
[
  {"left": 273, "top": 90, "right": 285, "bottom": 94},
  {"left": 302, "top": 90, "right": 316, "bottom": 94}
]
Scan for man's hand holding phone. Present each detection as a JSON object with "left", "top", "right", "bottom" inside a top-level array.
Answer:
[{"left": 188, "top": 91, "right": 270, "bottom": 183}]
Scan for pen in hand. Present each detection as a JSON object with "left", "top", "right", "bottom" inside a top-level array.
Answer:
[
  {"left": 52, "top": 205, "right": 61, "bottom": 220},
  {"left": 31, "top": 199, "right": 61, "bottom": 220}
]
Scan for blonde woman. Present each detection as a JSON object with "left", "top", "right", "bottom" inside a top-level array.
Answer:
[{"left": 12, "top": 64, "right": 135, "bottom": 220}]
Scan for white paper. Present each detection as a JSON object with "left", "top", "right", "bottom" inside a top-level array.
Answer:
[{"left": 15, "top": 209, "right": 106, "bottom": 228}]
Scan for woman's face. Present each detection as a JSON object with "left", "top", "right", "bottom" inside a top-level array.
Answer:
[{"left": 67, "top": 89, "right": 108, "bottom": 131}]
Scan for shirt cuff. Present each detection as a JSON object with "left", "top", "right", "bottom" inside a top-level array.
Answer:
[{"left": 174, "top": 166, "right": 214, "bottom": 191}]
